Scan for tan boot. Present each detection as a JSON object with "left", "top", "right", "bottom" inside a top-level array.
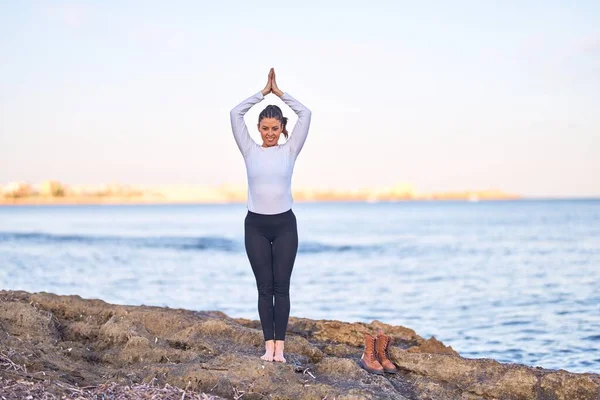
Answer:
[
  {"left": 375, "top": 332, "right": 398, "bottom": 374},
  {"left": 358, "top": 333, "right": 385, "bottom": 375}
]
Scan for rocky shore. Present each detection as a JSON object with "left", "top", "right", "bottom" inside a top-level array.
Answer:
[{"left": 0, "top": 290, "right": 598, "bottom": 399}]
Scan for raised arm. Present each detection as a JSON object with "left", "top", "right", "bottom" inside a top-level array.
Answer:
[
  {"left": 280, "top": 92, "right": 312, "bottom": 157},
  {"left": 230, "top": 70, "right": 273, "bottom": 156},
  {"left": 270, "top": 69, "right": 312, "bottom": 157},
  {"left": 229, "top": 91, "right": 264, "bottom": 156}
]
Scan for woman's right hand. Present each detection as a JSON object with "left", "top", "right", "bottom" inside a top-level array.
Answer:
[
  {"left": 261, "top": 68, "right": 274, "bottom": 96},
  {"left": 271, "top": 68, "right": 284, "bottom": 97}
]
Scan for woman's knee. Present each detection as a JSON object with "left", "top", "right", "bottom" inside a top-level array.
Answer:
[
  {"left": 257, "top": 281, "right": 274, "bottom": 297},
  {"left": 273, "top": 281, "right": 290, "bottom": 296}
]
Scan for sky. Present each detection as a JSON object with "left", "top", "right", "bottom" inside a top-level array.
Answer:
[{"left": 1, "top": 1, "right": 599, "bottom": 197}]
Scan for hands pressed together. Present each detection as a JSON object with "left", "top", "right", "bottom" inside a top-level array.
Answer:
[{"left": 261, "top": 68, "right": 284, "bottom": 97}]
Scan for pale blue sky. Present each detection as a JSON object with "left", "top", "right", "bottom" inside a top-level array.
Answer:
[{"left": 1, "top": 1, "right": 598, "bottom": 197}]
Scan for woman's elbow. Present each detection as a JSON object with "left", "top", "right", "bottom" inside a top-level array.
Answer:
[{"left": 231, "top": 104, "right": 246, "bottom": 116}]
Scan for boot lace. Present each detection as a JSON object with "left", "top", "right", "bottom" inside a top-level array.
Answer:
[
  {"left": 378, "top": 336, "right": 392, "bottom": 360},
  {"left": 367, "top": 336, "right": 378, "bottom": 361}
]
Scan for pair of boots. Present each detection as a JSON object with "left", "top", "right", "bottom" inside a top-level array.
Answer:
[{"left": 358, "top": 331, "right": 398, "bottom": 375}]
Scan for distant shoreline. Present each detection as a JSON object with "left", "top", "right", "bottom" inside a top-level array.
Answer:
[
  {"left": 0, "top": 181, "right": 523, "bottom": 205},
  {"left": 4, "top": 196, "right": 598, "bottom": 207}
]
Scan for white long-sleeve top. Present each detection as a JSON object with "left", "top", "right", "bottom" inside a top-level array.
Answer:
[{"left": 230, "top": 91, "right": 312, "bottom": 215}]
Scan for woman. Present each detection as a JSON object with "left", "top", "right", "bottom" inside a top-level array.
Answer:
[{"left": 230, "top": 68, "right": 312, "bottom": 363}]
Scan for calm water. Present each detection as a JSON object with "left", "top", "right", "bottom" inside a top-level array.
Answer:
[{"left": 0, "top": 200, "right": 599, "bottom": 373}]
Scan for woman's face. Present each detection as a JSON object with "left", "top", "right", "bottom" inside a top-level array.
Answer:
[{"left": 258, "top": 117, "right": 283, "bottom": 147}]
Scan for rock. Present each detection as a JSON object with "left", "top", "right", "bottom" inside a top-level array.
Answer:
[{"left": 0, "top": 289, "right": 598, "bottom": 399}]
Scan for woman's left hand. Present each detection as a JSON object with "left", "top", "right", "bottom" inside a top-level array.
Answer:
[{"left": 271, "top": 68, "right": 284, "bottom": 97}]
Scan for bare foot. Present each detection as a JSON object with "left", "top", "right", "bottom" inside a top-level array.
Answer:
[
  {"left": 261, "top": 340, "right": 275, "bottom": 361},
  {"left": 274, "top": 340, "right": 286, "bottom": 363}
]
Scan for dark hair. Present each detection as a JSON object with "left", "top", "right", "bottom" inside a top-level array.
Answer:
[{"left": 258, "top": 105, "right": 289, "bottom": 139}]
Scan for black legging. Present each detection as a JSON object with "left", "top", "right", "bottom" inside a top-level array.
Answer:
[{"left": 244, "top": 209, "right": 298, "bottom": 341}]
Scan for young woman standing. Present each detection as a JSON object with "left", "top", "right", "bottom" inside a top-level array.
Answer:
[{"left": 229, "top": 68, "right": 312, "bottom": 362}]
